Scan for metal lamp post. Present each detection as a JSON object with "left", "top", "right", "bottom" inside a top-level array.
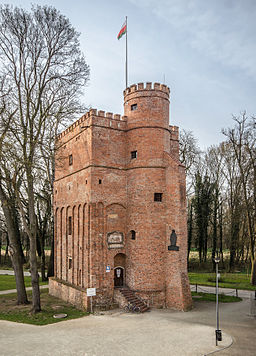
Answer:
[{"left": 215, "top": 256, "right": 222, "bottom": 345}]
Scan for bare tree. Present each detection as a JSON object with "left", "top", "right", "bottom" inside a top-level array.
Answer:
[
  {"left": 222, "top": 114, "right": 256, "bottom": 284},
  {"left": 179, "top": 129, "right": 201, "bottom": 194},
  {"left": 0, "top": 5, "right": 89, "bottom": 312},
  {"left": 0, "top": 78, "right": 28, "bottom": 304},
  {"left": 219, "top": 141, "right": 243, "bottom": 271},
  {"left": 204, "top": 145, "right": 224, "bottom": 270}
]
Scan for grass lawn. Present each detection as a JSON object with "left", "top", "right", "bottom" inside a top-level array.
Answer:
[
  {"left": 191, "top": 291, "right": 242, "bottom": 303},
  {"left": 189, "top": 272, "right": 256, "bottom": 291},
  {"left": 0, "top": 275, "right": 48, "bottom": 291},
  {"left": 0, "top": 289, "right": 88, "bottom": 325}
]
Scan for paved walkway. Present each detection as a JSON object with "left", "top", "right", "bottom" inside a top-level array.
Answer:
[
  {"left": 0, "top": 297, "right": 255, "bottom": 356},
  {"left": 0, "top": 284, "right": 48, "bottom": 295},
  {"left": 190, "top": 284, "right": 255, "bottom": 299},
  {"left": 0, "top": 272, "right": 255, "bottom": 355},
  {"left": 0, "top": 269, "right": 46, "bottom": 295},
  {"left": 0, "top": 305, "right": 232, "bottom": 356},
  {"left": 0, "top": 269, "right": 31, "bottom": 276},
  {"left": 0, "top": 269, "right": 42, "bottom": 277}
]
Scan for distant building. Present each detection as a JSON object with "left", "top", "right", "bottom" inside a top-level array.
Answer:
[{"left": 49, "top": 82, "right": 192, "bottom": 311}]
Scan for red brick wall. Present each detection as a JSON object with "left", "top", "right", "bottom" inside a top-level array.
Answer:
[{"left": 51, "top": 82, "right": 192, "bottom": 311}]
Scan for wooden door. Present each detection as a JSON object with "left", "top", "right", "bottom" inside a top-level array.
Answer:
[{"left": 114, "top": 267, "right": 124, "bottom": 287}]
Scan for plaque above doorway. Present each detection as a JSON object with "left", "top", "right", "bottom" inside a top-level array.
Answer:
[{"left": 107, "top": 231, "right": 124, "bottom": 249}]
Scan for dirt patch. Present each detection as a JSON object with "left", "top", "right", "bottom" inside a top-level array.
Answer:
[
  {"left": 0, "top": 296, "right": 31, "bottom": 311},
  {"left": 0, "top": 289, "right": 88, "bottom": 325}
]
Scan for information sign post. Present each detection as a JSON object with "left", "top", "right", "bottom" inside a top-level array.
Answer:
[{"left": 87, "top": 288, "right": 96, "bottom": 313}]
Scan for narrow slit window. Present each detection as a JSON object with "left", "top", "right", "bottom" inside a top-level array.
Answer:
[
  {"left": 68, "top": 258, "right": 72, "bottom": 269},
  {"left": 131, "top": 151, "right": 137, "bottom": 159},
  {"left": 154, "top": 193, "right": 163, "bottom": 202},
  {"left": 69, "top": 154, "right": 73, "bottom": 166},
  {"left": 68, "top": 216, "right": 72, "bottom": 235},
  {"left": 131, "top": 103, "right": 137, "bottom": 111},
  {"left": 131, "top": 230, "right": 136, "bottom": 240}
]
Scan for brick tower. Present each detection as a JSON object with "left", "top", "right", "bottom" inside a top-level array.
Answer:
[{"left": 49, "top": 82, "right": 192, "bottom": 311}]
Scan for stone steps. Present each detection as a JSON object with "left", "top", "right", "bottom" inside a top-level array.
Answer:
[{"left": 119, "top": 287, "right": 149, "bottom": 313}]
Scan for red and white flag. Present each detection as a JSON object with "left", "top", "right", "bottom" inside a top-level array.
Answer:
[{"left": 117, "top": 21, "right": 127, "bottom": 40}]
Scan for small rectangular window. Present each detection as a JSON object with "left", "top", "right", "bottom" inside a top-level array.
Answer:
[
  {"left": 68, "top": 216, "right": 72, "bottom": 235},
  {"left": 131, "top": 104, "right": 137, "bottom": 111},
  {"left": 68, "top": 258, "right": 72, "bottom": 269},
  {"left": 99, "top": 179, "right": 102, "bottom": 184},
  {"left": 131, "top": 151, "right": 137, "bottom": 159},
  {"left": 154, "top": 193, "right": 163, "bottom": 202},
  {"left": 69, "top": 154, "right": 73, "bottom": 165},
  {"left": 131, "top": 230, "right": 136, "bottom": 240}
]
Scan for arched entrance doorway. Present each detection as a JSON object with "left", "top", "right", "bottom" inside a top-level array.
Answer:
[{"left": 114, "top": 253, "right": 126, "bottom": 287}]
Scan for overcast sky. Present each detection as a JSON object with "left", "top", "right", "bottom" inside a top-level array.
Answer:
[{"left": 5, "top": 0, "right": 256, "bottom": 149}]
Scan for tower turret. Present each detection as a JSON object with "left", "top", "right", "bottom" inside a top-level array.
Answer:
[
  {"left": 124, "top": 82, "right": 169, "bottom": 303},
  {"left": 124, "top": 82, "right": 170, "bottom": 128},
  {"left": 124, "top": 82, "right": 170, "bottom": 167},
  {"left": 124, "top": 82, "right": 192, "bottom": 310}
]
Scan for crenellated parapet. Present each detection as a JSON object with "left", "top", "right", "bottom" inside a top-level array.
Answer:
[
  {"left": 95, "top": 110, "right": 127, "bottom": 122},
  {"left": 56, "top": 108, "right": 127, "bottom": 142},
  {"left": 123, "top": 82, "right": 170, "bottom": 97},
  {"left": 57, "top": 83, "right": 171, "bottom": 142},
  {"left": 124, "top": 81, "right": 170, "bottom": 131}
]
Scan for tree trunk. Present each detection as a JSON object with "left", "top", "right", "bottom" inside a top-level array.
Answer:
[
  {"left": 40, "top": 235, "right": 47, "bottom": 281},
  {"left": 198, "top": 244, "right": 202, "bottom": 264},
  {"left": 4, "top": 235, "right": 9, "bottom": 263},
  {"left": 203, "top": 226, "right": 208, "bottom": 263},
  {"left": 212, "top": 201, "right": 217, "bottom": 271},
  {"left": 15, "top": 167, "right": 41, "bottom": 312},
  {"left": 187, "top": 202, "right": 193, "bottom": 268},
  {"left": 29, "top": 236, "right": 41, "bottom": 313},
  {"left": 47, "top": 236, "right": 54, "bottom": 278},
  {"left": 229, "top": 241, "right": 236, "bottom": 272},
  {"left": 251, "top": 258, "right": 256, "bottom": 286},
  {"left": 37, "top": 228, "right": 47, "bottom": 281},
  {"left": 38, "top": 219, "right": 48, "bottom": 282},
  {"left": 245, "top": 244, "right": 249, "bottom": 264},
  {"left": 41, "top": 250, "right": 46, "bottom": 281},
  {"left": 0, "top": 185, "right": 28, "bottom": 304},
  {"left": 229, "top": 208, "right": 239, "bottom": 272},
  {"left": 25, "top": 234, "right": 30, "bottom": 259},
  {"left": 10, "top": 251, "right": 29, "bottom": 304},
  {"left": 219, "top": 203, "right": 224, "bottom": 267},
  {"left": 9, "top": 242, "right": 28, "bottom": 304},
  {"left": 27, "top": 173, "right": 41, "bottom": 313}
]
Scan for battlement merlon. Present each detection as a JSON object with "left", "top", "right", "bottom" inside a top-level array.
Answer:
[
  {"left": 123, "top": 82, "right": 170, "bottom": 98},
  {"left": 169, "top": 125, "right": 180, "bottom": 161},
  {"left": 56, "top": 108, "right": 126, "bottom": 142},
  {"left": 169, "top": 125, "right": 179, "bottom": 141}
]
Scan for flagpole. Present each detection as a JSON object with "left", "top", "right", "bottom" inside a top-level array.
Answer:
[{"left": 125, "top": 16, "right": 128, "bottom": 88}]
